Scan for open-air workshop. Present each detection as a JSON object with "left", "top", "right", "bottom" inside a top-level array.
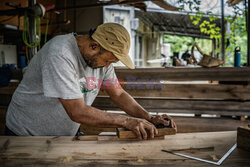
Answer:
[{"left": 0, "top": 0, "right": 250, "bottom": 166}]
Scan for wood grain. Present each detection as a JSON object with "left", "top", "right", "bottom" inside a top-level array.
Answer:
[
  {"left": 1, "top": 131, "right": 249, "bottom": 167},
  {"left": 99, "top": 83, "right": 250, "bottom": 100}
]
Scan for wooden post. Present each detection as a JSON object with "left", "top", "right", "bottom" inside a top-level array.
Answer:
[
  {"left": 221, "top": 0, "right": 225, "bottom": 61},
  {"left": 212, "top": 38, "right": 216, "bottom": 57},
  {"left": 247, "top": 0, "right": 250, "bottom": 66},
  {"left": 28, "top": 0, "right": 37, "bottom": 59}
]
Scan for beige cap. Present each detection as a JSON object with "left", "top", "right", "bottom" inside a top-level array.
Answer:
[{"left": 92, "top": 23, "right": 135, "bottom": 69}]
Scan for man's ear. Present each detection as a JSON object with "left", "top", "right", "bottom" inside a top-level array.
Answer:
[{"left": 89, "top": 41, "right": 100, "bottom": 50}]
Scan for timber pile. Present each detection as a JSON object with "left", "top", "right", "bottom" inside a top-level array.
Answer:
[{"left": 94, "top": 67, "right": 250, "bottom": 117}]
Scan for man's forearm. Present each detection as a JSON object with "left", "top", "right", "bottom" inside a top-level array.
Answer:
[
  {"left": 66, "top": 103, "right": 128, "bottom": 128},
  {"left": 110, "top": 91, "right": 152, "bottom": 121}
]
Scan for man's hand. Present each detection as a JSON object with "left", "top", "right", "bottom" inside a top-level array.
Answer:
[
  {"left": 123, "top": 117, "right": 158, "bottom": 140},
  {"left": 150, "top": 114, "right": 177, "bottom": 130}
]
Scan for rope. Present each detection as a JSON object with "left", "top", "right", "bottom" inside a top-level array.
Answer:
[
  {"left": 22, "top": 11, "right": 41, "bottom": 48},
  {"left": 44, "top": 13, "right": 49, "bottom": 44}
]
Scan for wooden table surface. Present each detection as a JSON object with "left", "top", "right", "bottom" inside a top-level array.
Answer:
[{"left": 0, "top": 131, "right": 249, "bottom": 167}]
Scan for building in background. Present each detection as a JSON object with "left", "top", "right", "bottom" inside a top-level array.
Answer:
[{"left": 103, "top": 4, "right": 166, "bottom": 68}]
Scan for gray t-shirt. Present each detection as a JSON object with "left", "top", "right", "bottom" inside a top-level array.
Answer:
[{"left": 6, "top": 33, "right": 118, "bottom": 136}]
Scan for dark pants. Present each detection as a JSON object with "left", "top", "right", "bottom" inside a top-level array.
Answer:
[{"left": 5, "top": 126, "right": 17, "bottom": 136}]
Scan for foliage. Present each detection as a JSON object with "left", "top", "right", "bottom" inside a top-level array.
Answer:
[
  {"left": 225, "top": 16, "right": 247, "bottom": 65},
  {"left": 163, "top": 35, "right": 212, "bottom": 56},
  {"left": 165, "top": 0, "right": 248, "bottom": 66},
  {"left": 177, "top": 0, "right": 222, "bottom": 39}
]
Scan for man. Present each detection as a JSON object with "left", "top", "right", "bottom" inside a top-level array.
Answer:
[{"left": 6, "top": 23, "right": 176, "bottom": 139}]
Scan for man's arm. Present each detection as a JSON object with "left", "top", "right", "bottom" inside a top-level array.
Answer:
[
  {"left": 105, "top": 87, "right": 152, "bottom": 121},
  {"left": 59, "top": 98, "right": 158, "bottom": 139},
  {"left": 105, "top": 87, "right": 177, "bottom": 129}
]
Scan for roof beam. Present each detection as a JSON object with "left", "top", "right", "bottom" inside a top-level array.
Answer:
[
  {"left": 152, "top": 0, "right": 179, "bottom": 11},
  {"left": 228, "top": 0, "right": 244, "bottom": 6}
]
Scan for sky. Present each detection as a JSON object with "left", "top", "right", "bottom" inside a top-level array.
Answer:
[{"left": 146, "top": 0, "right": 246, "bottom": 16}]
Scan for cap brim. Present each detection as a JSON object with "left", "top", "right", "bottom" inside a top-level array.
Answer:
[{"left": 114, "top": 53, "right": 135, "bottom": 69}]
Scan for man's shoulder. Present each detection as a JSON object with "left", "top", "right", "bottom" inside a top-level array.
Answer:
[
  {"left": 43, "top": 33, "right": 76, "bottom": 59},
  {"left": 49, "top": 33, "right": 74, "bottom": 49}
]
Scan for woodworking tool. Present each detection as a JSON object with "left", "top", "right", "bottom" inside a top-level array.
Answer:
[{"left": 161, "top": 143, "right": 237, "bottom": 166}]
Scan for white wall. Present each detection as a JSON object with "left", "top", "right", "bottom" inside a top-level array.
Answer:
[
  {"left": 103, "top": 5, "right": 135, "bottom": 67},
  {"left": 0, "top": 44, "right": 17, "bottom": 67}
]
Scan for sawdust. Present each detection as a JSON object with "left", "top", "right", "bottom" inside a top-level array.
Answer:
[
  {"left": 137, "top": 156, "right": 144, "bottom": 162},
  {"left": 57, "top": 156, "right": 72, "bottom": 163}
]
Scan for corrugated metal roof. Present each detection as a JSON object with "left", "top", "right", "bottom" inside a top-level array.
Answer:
[{"left": 136, "top": 10, "right": 221, "bottom": 39}]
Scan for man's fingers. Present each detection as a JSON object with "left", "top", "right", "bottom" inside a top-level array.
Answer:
[
  {"left": 162, "top": 114, "right": 176, "bottom": 128},
  {"left": 153, "top": 125, "right": 158, "bottom": 135},
  {"left": 156, "top": 117, "right": 170, "bottom": 127},
  {"left": 145, "top": 124, "right": 155, "bottom": 139},
  {"left": 139, "top": 124, "right": 148, "bottom": 140},
  {"left": 163, "top": 120, "right": 170, "bottom": 127},
  {"left": 162, "top": 114, "right": 173, "bottom": 120},
  {"left": 172, "top": 121, "right": 177, "bottom": 130},
  {"left": 145, "top": 122, "right": 158, "bottom": 138},
  {"left": 134, "top": 127, "right": 142, "bottom": 140}
]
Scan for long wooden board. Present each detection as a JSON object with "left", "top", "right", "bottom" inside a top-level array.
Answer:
[
  {"left": 1, "top": 131, "right": 249, "bottom": 167},
  {"left": 92, "top": 96, "right": 250, "bottom": 116},
  {"left": 115, "top": 67, "right": 250, "bottom": 81},
  {"left": 8, "top": 67, "right": 250, "bottom": 81},
  {"left": 3, "top": 82, "right": 250, "bottom": 100},
  {"left": 99, "top": 83, "right": 250, "bottom": 100}
]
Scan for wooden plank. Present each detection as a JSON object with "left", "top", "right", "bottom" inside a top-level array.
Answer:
[
  {"left": 92, "top": 97, "right": 250, "bottom": 116},
  {"left": 1, "top": 131, "right": 249, "bottom": 167},
  {"left": 8, "top": 67, "right": 250, "bottom": 81},
  {"left": 4, "top": 82, "right": 250, "bottom": 100},
  {"left": 237, "top": 126, "right": 250, "bottom": 152},
  {"left": 99, "top": 83, "right": 250, "bottom": 100},
  {"left": 2, "top": 83, "right": 250, "bottom": 108},
  {"left": 0, "top": 131, "right": 241, "bottom": 167},
  {"left": 115, "top": 67, "right": 250, "bottom": 81},
  {"left": 117, "top": 127, "right": 176, "bottom": 139}
]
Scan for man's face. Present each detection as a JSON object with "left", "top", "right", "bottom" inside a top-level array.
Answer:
[{"left": 83, "top": 43, "right": 119, "bottom": 69}]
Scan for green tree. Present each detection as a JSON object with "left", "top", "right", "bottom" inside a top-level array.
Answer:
[
  {"left": 167, "top": 0, "right": 248, "bottom": 66},
  {"left": 163, "top": 35, "right": 212, "bottom": 56}
]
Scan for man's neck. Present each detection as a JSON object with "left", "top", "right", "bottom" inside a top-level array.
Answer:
[{"left": 75, "top": 35, "right": 88, "bottom": 57}]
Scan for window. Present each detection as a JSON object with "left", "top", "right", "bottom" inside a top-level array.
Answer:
[{"left": 134, "top": 35, "right": 143, "bottom": 67}]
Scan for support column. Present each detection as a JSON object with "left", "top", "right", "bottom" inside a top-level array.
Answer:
[
  {"left": 247, "top": 0, "right": 250, "bottom": 66},
  {"left": 28, "top": 0, "right": 37, "bottom": 60},
  {"left": 221, "top": 0, "right": 225, "bottom": 61}
]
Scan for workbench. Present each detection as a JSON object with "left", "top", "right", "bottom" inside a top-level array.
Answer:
[{"left": 0, "top": 131, "right": 249, "bottom": 166}]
